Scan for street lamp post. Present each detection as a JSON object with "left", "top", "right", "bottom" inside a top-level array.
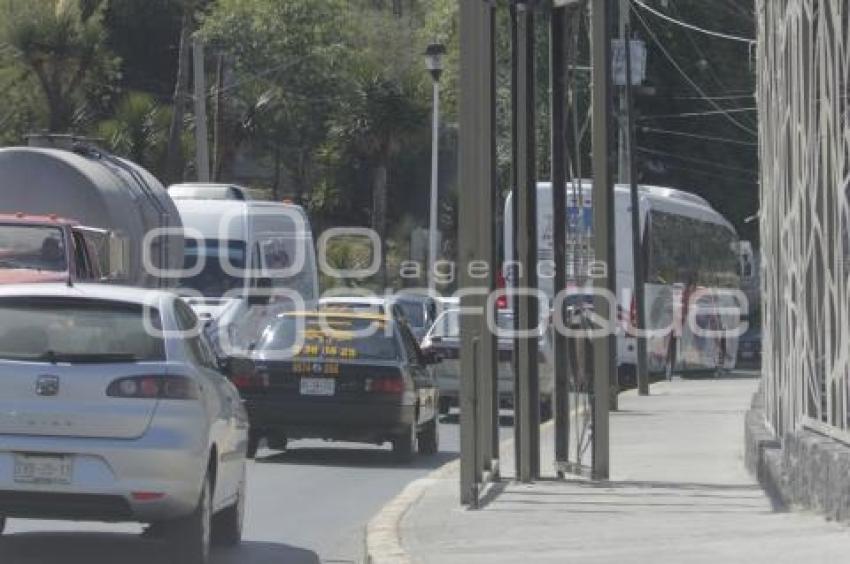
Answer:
[{"left": 425, "top": 42, "right": 445, "bottom": 294}]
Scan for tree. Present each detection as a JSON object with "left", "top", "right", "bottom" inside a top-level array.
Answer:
[
  {"left": 0, "top": 0, "right": 118, "bottom": 133},
  {"left": 201, "top": 0, "right": 352, "bottom": 197},
  {"left": 97, "top": 91, "right": 171, "bottom": 173},
  {"left": 327, "top": 72, "right": 426, "bottom": 283}
]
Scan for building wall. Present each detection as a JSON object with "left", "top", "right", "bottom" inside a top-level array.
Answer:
[{"left": 757, "top": 0, "right": 850, "bottom": 439}]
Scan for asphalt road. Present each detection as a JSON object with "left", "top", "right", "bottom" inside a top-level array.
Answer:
[{"left": 0, "top": 413, "right": 519, "bottom": 564}]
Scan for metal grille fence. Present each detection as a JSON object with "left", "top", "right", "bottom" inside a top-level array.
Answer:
[{"left": 757, "top": 0, "right": 850, "bottom": 439}]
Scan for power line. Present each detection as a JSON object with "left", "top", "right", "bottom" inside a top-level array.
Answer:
[
  {"left": 667, "top": 1, "right": 759, "bottom": 130},
  {"left": 659, "top": 162, "right": 759, "bottom": 186},
  {"left": 639, "top": 126, "right": 758, "bottom": 147},
  {"left": 631, "top": 0, "right": 755, "bottom": 45},
  {"left": 639, "top": 107, "right": 757, "bottom": 120},
  {"left": 637, "top": 146, "right": 757, "bottom": 176},
  {"left": 670, "top": 93, "right": 754, "bottom": 102},
  {"left": 631, "top": 6, "right": 758, "bottom": 137}
]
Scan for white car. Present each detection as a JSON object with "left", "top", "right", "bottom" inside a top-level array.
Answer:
[
  {"left": 421, "top": 308, "right": 555, "bottom": 416},
  {"left": 0, "top": 284, "right": 249, "bottom": 564}
]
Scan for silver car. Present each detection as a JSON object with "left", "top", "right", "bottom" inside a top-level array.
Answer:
[
  {"left": 421, "top": 309, "right": 555, "bottom": 416},
  {"left": 0, "top": 284, "right": 249, "bottom": 564}
]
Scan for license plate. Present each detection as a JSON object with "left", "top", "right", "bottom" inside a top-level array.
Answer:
[
  {"left": 300, "top": 378, "right": 335, "bottom": 396},
  {"left": 14, "top": 454, "right": 73, "bottom": 485}
]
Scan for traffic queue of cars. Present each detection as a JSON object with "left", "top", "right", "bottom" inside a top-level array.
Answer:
[{"left": 0, "top": 167, "right": 452, "bottom": 563}]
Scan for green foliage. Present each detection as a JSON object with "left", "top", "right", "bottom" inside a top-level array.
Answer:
[
  {"left": 201, "top": 0, "right": 352, "bottom": 196},
  {"left": 0, "top": 0, "right": 119, "bottom": 132},
  {"left": 97, "top": 91, "right": 171, "bottom": 173}
]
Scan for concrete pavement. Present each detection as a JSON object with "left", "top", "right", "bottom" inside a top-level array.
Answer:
[{"left": 396, "top": 376, "right": 850, "bottom": 563}]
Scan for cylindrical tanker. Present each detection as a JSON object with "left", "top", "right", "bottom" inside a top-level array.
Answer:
[{"left": 0, "top": 137, "right": 182, "bottom": 288}]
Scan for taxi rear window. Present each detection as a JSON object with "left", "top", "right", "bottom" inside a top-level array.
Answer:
[{"left": 259, "top": 316, "right": 400, "bottom": 361}]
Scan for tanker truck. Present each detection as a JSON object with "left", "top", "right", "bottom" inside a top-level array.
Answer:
[{"left": 0, "top": 135, "right": 183, "bottom": 288}]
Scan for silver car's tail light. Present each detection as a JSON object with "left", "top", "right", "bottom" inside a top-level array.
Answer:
[{"left": 106, "top": 376, "right": 199, "bottom": 400}]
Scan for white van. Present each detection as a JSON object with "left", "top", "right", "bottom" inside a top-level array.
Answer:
[{"left": 175, "top": 199, "right": 319, "bottom": 309}]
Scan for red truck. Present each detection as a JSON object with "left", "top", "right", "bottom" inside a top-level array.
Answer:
[{"left": 0, "top": 213, "right": 105, "bottom": 285}]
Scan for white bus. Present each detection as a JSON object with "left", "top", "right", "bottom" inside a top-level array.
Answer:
[{"left": 504, "top": 182, "right": 743, "bottom": 383}]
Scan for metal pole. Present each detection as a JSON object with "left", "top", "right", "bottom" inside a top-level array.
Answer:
[
  {"left": 617, "top": 0, "right": 629, "bottom": 184},
  {"left": 458, "top": 0, "right": 492, "bottom": 506},
  {"left": 193, "top": 36, "right": 211, "bottom": 182},
  {"left": 428, "top": 79, "right": 441, "bottom": 293},
  {"left": 624, "top": 23, "right": 649, "bottom": 396},
  {"left": 590, "top": 0, "right": 614, "bottom": 481},
  {"left": 514, "top": 1, "right": 540, "bottom": 482},
  {"left": 487, "top": 4, "right": 500, "bottom": 476},
  {"left": 509, "top": 4, "right": 524, "bottom": 477},
  {"left": 550, "top": 5, "right": 571, "bottom": 470},
  {"left": 475, "top": 4, "right": 497, "bottom": 477}
]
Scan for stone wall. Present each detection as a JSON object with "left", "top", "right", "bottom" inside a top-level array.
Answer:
[{"left": 746, "top": 387, "right": 850, "bottom": 521}]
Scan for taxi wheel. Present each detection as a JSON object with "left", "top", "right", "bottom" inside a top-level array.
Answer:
[
  {"left": 392, "top": 423, "right": 416, "bottom": 462},
  {"left": 417, "top": 418, "right": 439, "bottom": 455}
]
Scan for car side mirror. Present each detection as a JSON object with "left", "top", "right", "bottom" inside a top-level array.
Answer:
[
  {"left": 248, "top": 277, "right": 272, "bottom": 306},
  {"left": 423, "top": 350, "right": 443, "bottom": 366}
]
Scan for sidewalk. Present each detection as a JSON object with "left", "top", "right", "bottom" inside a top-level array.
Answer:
[{"left": 399, "top": 377, "right": 850, "bottom": 563}]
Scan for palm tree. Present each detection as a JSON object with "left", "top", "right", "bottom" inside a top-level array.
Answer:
[
  {"left": 0, "top": 0, "right": 115, "bottom": 133},
  {"left": 97, "top": 92, "right": 171, "bottom": 173}
]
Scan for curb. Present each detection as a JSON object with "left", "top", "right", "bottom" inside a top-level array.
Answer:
[
  {"left": 365, "top": 459, "right": 459, "bottom": 564},
  {"left": 364, "top": 419, "right": 557, "bottom": 564}
]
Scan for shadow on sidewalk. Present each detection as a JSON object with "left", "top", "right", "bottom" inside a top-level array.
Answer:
[{"left": 474, "top": 477, "right": 778, "bottom": 514}]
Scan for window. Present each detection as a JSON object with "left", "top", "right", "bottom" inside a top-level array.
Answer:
[
  {"left": 0, "top": 298, "right": 164, "bottom": 362},
  {"left": 430, "top": 310, "right": 460, "bottom": 338},
  {"left": 178, "top": 239, "right": 248, "bottom": 297},
  {"left": 175, "top": 299, "right": 215, "bottom": 369},
  {"left": 647, "top": 210, "right": 739, "bottom": 288},
  {"left": 259, "top": 315, "right": 401, "bottom": 361},
  {"left": 0, "top": 224, "right": 67, "bottom": 273}
]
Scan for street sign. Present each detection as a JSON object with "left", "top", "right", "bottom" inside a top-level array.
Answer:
[{"left": 612, "top": 39, "right": 647, "bottom": 86}]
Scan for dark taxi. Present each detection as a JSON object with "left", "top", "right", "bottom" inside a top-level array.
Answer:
[{"left": 231, "top": 311, "right": 441, "bottom": 461}]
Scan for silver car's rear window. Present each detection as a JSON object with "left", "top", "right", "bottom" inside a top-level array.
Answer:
[{"left": 0, "top": 298, "right": 165, "bottom": 363}]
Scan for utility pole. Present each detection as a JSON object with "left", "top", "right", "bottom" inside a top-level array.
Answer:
[
  {"left": 624, "top": 18, "right": 650, "bottom": 396},
  {"left": 590, "top": 0, "right": 614, "bottom": 481},
  {"left": 193, "top": 36, "right": 211, "bottom": 182},
  {"left": 212, "top": 53, "right": 225, "bottom": 181}
]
